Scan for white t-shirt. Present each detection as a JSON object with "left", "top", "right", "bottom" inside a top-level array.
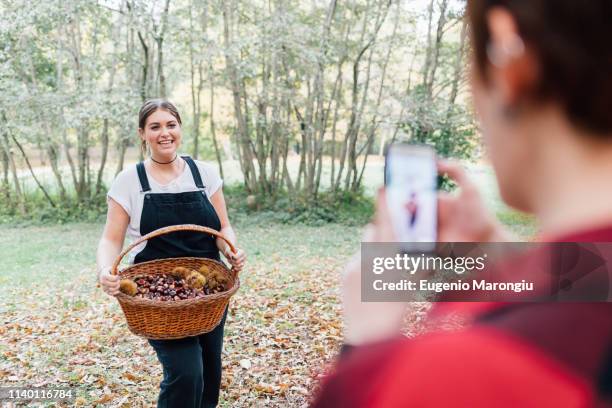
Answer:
[{"left": 107, "top": 158, "right": 223, "bottom": 263}]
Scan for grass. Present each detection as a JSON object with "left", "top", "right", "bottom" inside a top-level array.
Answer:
[{"left": 0, "top": 221, "right": 359, "bottom": 286}]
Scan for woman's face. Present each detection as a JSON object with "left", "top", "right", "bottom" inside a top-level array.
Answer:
[{"left": 139, "top": 109, "right": 182, "bottom": 159}]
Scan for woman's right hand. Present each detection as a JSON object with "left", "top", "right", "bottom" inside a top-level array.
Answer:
[
  {"left": 437, "top": 160, "right": 510, "bottom": 242},
  {"left": 99, "top": 266, "right": 120, "bottom": 296}
]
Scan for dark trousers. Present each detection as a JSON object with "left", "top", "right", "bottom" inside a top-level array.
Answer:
[{"left": 148, "top": 310, "right": 227, "bottom": 408}]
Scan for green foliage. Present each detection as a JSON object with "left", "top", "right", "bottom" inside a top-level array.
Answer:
[
  {"left": 399, "top": 85, "right": 478, "bottom": 160},
  {"left": 0, "top": 184, "right": 374, "bottom": 227},
  {"left": 0, "top": 191, "right": 107, "bottom": 226},
  {"left": 223, "top": 184, "right": 374, "bottom": 227}
]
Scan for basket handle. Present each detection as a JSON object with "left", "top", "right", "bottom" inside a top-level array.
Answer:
[{"left": 111, "top": 224, "right": 236, "bottom": 276}]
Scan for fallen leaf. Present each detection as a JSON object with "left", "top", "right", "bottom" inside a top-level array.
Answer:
[
  {"left": 95, "top": 393, "right": 114, "bottom": 404},
  {"left": 74, "top": 397, "right": 88, "bottom": 406}
]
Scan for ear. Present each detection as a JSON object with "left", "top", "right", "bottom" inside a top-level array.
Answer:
[
  {"left": 486, "top": 7, "right": 539, "bottom": 107},
  {"left": 138, "top": 128, "right": 145, "bottom": 141}
]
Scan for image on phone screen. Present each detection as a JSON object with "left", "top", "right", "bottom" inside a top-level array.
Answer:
[{"left": 385, "top": 144, "right": 437, "bottom": 252}]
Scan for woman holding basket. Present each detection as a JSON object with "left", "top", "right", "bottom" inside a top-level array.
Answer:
[{"left": 96, "top": 98, "right": 246, "bottom": 408}]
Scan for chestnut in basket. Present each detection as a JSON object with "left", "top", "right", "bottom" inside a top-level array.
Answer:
[
  {"left": 119, "top": 279, "right": 138, "bottom": 296},
  {"left": 124, "top": 269, "right": 228, "bottom": 301}
]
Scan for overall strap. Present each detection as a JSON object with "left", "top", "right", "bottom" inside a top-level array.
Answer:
[
  {"left": 136, "top": 162, "right": 151, "bottom": 192},
  {"left": 182, "top": 156, "right": 206, "bottom": 189}
]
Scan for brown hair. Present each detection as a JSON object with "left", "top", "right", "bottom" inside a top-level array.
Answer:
[
  {"left": 138, "top": 98, "right": 182, "bottom": 129},
  {"left": 467, "top": 0, "right": 612, "bottom": 134},
  {"left": 138, "top": 99, "right": 182, "bottom": 154}
]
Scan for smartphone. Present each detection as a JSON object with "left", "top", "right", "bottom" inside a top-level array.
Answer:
[{"left": 384, "top": 143, "right": 437, "bottom": 252}]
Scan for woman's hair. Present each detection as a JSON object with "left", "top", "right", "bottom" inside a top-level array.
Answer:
[
  {"left": 467, "top": 0, "right": 612, "bottom": 134},
  {"left": 138, "top": 98, "right": 182, "bottom": 130},
  {"left": 138, "top": 99, "right": 182, "bottom": 154}
]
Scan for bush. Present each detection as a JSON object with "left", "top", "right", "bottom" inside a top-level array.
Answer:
[
  {"left": 224, "top": 185, "right": 374, "bottom": 227},
  {"left": 0, "top": 191, "right": 108, "bottom": 226},
  {"left": 0, "top": 184, "right": 375, "bottom": 227}
]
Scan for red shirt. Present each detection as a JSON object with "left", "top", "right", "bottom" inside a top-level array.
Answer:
[{"left": 312, "top": 227, "right": 612, "bottom": 407}]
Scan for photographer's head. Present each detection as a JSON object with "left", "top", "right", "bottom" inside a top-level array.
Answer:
[{"left": 467, "top": 1, "right": 612, "bottom": 222}]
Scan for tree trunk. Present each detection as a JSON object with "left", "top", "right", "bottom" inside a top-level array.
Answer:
[
  {"left": 222, "top": 0, "right": 257, "bottom": 192},
  {"left": 137, "top": 31, "right": 149, "bottom": 103},
  {"left": 96, "top": 119, "right": 110, "bottom": 195},
  {"left": 336, "top": 0, "right": 390, "bottom": 192},
  {"left": 357, "top": 0, "right": 400, "bottom": 187},
  {"left": 96, "top": 20, "right": 120, "bottom": 195},
  {"left": 209, "top": 62, "right": 224, "bottom": 178},
  {"left": 426, "top": 0, "right": 449, "bottom": 95},
  {"left": 115, "top": 139, "right": 129, "bottom": 176},
  {"left": 0, "top": 138, "right": 10, "bottom": 202},
  {"left": 156, "top": 0, "right": 171, "bottom": 98},
  {"left": 448, "top": 18, "right": 467, "bottom": 107},
  {"left": 10, "top": 134, "right": 55, "bottom": 207},
  {"left": 189, "top": 0, "right": 201, "bottom": 159},
  {"left": 0, "top": 132, "right": 25, "bottom": 215},
  {"left": 421, "top": 0, "right": 435, "bottom": 88},
  {"left": 62, "top": 132, "right": 78, "bottom": 190},
  {"left": 46, "top": 144, "right": 67, "bottom": 202}
]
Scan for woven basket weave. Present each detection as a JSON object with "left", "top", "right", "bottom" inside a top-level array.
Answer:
[{"left": 111, "top": 224, "right": 240, "bottom": 340}]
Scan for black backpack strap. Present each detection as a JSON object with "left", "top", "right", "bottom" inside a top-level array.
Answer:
[
  {"left": 136, "top": 162, "right": 151, "bottom": 192},
  {"left": 182, "top": 156, "right": 205, "bottom": 189}
]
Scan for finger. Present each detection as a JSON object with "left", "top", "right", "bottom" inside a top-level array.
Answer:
[
  {"left": 376, "top": 187, "right": 387, "bottom": 218},
  {"left": 105, "top": 278, "right": 120, "bottom": 288},
  {"left": 374, "top": 187, "right": 388, "bottom": 222},
  {"left": 371, "top": 188, "right": 397, "bottom": 241},
  {"left": 102, "top": 276, "right": 120, "bottom": 286}
]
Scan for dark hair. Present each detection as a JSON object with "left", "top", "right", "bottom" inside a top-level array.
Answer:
[
  {"left": 467, "top": 0, "right": 612, "bottom": 134},
  {"left": 138, "top": 98, "right": 182, "bottom": 130}
]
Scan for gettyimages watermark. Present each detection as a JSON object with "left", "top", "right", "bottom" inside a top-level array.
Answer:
[{"left": 361, "top": 242, "right": 612, "bottom": 302}]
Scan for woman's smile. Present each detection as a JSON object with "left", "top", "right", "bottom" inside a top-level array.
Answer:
[{"left": 158, "top": 139, "right": 175, "bottom": 147}]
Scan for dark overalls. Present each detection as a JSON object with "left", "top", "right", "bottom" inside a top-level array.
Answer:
[{"left": 134, "top": 156, "right": 227, "bottom": 408}]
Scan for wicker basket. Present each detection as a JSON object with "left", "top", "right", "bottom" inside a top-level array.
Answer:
[{"left": 111, "top": 224, "right": 240, "bottom": 340}]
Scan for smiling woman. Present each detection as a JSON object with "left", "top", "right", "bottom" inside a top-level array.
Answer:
[{"left": 96, "top": 98, "right": 247, "bottom": 408}]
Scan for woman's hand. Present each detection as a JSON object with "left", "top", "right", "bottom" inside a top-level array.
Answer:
[
  {"left": 342, "top": 189, "right": 407, "bottom": 346},
  {"left": 99, "top": 266, "right": 120, "bottom": 296},
  {"left": 223, "top": 246, "right": 246, "bottom": 274},
  {"left": 437, "top": 160, "right": 510, "bottom": 242}
]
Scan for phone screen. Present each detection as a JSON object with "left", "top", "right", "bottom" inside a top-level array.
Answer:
[{"left": 384, "top": 144, "right": 437, "bottom": 252}]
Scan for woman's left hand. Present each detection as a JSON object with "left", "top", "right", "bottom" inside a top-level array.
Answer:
[
  {"left": 342, "top": 188, "right": 407, "bottom": 346},
  {"left": 223, "top": 246, "right": 246, "bottom": 273}
]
